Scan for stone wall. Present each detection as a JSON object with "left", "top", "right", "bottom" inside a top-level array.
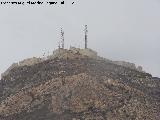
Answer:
[
  {"left": 1, "top": 48, "right": 144, "bottom": 78},
  {"left": 18, "top": 57, "right": 43, "bottom": 66},
  {"left": 47, "top": 47, "right": 98, "bottom": 60},
  {"left": 113, "top": 61, "right": 137, "bottom": 70},
  {"left": 1, "top": 63, "right": 18, "bottom": 78},
  {"left": 69, "top": 47, "right": 98, "bottom": 58},
  {"left": 113, "top": 61, "right": 143, "bottom": 72},
  {"left": 1, "top": 57, "right": 44, "bottom": 78}
]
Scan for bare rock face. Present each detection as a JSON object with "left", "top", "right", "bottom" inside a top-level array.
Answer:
[{"left": 0, "top": 55, "right": 160, "bottom": 120}]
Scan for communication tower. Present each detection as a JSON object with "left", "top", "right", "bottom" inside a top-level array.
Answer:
[
  {"left": 84, "top": 25, "right": 88, "bottom": 49},
  {"left": 61, "top": 28, "right": 64, "bottom": 49}
]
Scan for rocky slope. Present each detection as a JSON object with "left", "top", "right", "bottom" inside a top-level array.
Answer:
[{"left": 0, "top": 50, "right": 160, "bottom": 120}]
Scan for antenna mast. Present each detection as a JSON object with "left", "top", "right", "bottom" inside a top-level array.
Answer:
[
  {"left": 84, "top": 25, "right": 88, "bottom": 49},
  {"left": 61, "top": 28, "right": 64, "bottom": 49},
  {"left": 58, "top": 41, "right": 60, "bottom": 49}
]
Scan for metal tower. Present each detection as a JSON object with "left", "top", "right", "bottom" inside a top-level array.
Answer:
[
  {"left": 58, "top": 41, "right": 60, "bottom": 49},
  {"left": 61, "top": 28, "right": 64, "bottom": 49},
  {"left": 84, "top": 25, "right": 88, "bottom": 49}
]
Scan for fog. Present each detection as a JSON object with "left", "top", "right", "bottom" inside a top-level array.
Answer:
[{"left": 0, "top": 0, "right": 160, "bottom": 77}]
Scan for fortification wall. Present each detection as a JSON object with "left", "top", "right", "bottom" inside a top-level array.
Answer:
[
  {"left": 113, "top": 61, "right": 136, "bottom": 69},
  {"left": 1, "top": 48, "right": 144, "bottom": 78},
  {"left": 69, "top": 47, "right": 98, "bottom": 58},
  {"left": 1, "top": 57, "right": 44, "bottom": 78},
  {"left": 113, "top": 61, "right": 143, "bottom": 72},
  {"left": 1, "top": 63, "right": 18, "bottom": 78},
  {"left": 18, "top": 57, "right": 43, "bottom": 66}
]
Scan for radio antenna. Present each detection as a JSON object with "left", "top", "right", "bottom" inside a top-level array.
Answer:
[
  {"left": 61, "top": 28, "right": 64, "bottom": 49},
  {"left": 84, "top": 25, "right": 88, "bottom": 49}
]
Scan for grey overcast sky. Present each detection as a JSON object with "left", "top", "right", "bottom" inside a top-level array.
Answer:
[{"left": 0, "top": 0, "right": 160, "bottom": 77}]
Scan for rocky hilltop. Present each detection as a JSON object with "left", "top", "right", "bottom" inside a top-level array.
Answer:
[{"left": 0, "top": 48, "right": 160, "bottom": 120}]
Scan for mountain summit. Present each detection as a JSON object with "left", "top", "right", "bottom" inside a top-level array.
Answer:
[{"left": 0, "top": 48, "right": 160, "bottom": 120}]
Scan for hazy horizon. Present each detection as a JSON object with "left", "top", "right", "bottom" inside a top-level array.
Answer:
[{"left": 0, "top": 0, "right": 160, "bottom": 77}]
